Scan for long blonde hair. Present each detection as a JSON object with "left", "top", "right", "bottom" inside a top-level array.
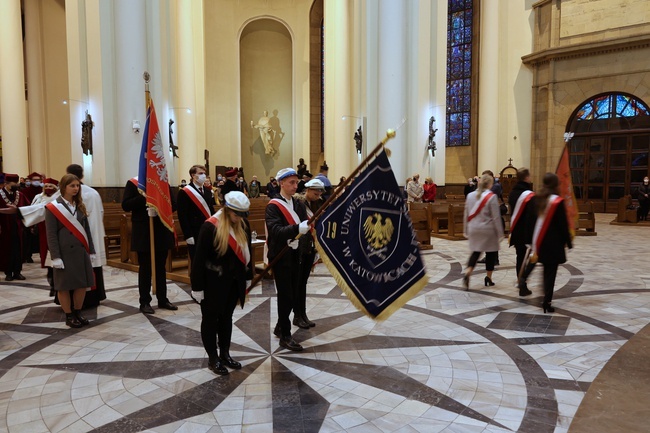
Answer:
[
  {"left": 475, "top": 173, "right": 494, "bottom": 196},
  {"left": 213, "top": 207, "right": 248, "bottom": 256},
  {"left": 59, "top": 174, "right": 87, "bottom": 216}
]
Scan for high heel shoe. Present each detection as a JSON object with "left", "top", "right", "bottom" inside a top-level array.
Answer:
[
  {"left": 484, "top": 276, "right": 495, "bottom": 286},
  {"left": 462, "top": 274, "right": 470, "bottom": 291},
  {"left": 542, "top": 303, "right": 555, "bottom": 313}
]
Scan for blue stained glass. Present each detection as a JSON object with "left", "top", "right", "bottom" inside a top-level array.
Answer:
[{"left": 446, "top": 0, "right": 473, "bottom": 147}]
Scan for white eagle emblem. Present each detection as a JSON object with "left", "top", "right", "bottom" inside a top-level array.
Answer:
[{"left": 148, "top": 132, "right": 169, "bottom": 182}]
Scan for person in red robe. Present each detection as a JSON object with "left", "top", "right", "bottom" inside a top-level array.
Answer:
[{"left": 0, "top": 173, "right": 30, "bottom": 281}]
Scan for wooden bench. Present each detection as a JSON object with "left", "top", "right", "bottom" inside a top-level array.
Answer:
[
  {"left": 447, "top": 204, "right": 466, "bottom": 239},
  {"left": 445, "top": 194, "right": 466, "bottom": 203},
  {"left": 576, "top": 201, "right": 597, "bottom": 236},
  {"left": 430, "top": 203, "right": 449, "bottom": 234},
  {"left": 408, "top": 206, "right": 433, "bottom": 250},
  {"left": 103, "top": 202, "right": 124, "bottom": 258},
  {"left": 616, "top": 196, "right": 638, "bottom": 223}
]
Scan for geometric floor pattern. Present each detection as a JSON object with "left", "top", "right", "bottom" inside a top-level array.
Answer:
[{"left": 0, "top": 213, "right": 648, "bottom": 432}]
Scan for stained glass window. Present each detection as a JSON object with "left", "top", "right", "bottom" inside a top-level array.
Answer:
[
  {"left": 445, "top": 0, "right": 473, "bottom": 147},
  {"left": 571, "top": 92, "right": 650, "bottom": 133}
]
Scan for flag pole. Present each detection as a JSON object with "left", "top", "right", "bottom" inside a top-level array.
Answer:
[
  {"left": 144, "top": 71, "right": 157, "bottom": 295},
  {"left": 246, "top": 129, "right": 396, "bottom": 294}
]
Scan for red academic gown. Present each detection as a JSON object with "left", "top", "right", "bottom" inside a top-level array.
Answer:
[{"left": 0, "top": 189, "right": 30, "bottom": 273}]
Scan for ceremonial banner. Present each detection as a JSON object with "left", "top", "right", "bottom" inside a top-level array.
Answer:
[
  {"left": 138, "top": 99, "right": 174, "bottom": 232},
  {"left": 314, "top": 150, "right": 428, "bottom": 320},
  {"left": 556, "top": 146, "right": 579, "bottom": 237}
]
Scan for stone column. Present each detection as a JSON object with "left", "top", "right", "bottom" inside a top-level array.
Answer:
[
  {"left": 477, "top": 1, "right": 499, "bottom": 173},
  {"left": 0, "top": 0, "right": 29, "bottom": 175}
]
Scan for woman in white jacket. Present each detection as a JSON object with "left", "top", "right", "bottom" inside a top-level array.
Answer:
[{"left": 462, "top": 174, "right": 504, "bottom": 289}]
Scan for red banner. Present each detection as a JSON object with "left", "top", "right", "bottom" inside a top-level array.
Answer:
[
  {"left": 138, "top": 99, "right": 174, "bottom": 232},
  {"left": 556, "top": 146, "right": 579, "bottom": 236}
]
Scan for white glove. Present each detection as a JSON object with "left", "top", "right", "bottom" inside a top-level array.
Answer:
[
  {"left": 52, "top": 258, "right": 65, "bottom": 269},
  {"left": 287, "top": 239, "right": 299, "bottom": 249},
  {"left": 299, "top": 220, "right": 310, "bottom": 235},
  {"left": 191, "top": 291, "right": 204, "bottom": 303},
  {"left": 246, "top": 280, "right": 252, "bottom": 290},
  {"left": 90, "top": 254, "right": 96, "bottom": 262},
  {"left": 186, "top": 237, "right": 195, "bottom": 245},
  {"left": 147, "top": 207, "right": 158, "bottom": 217}
]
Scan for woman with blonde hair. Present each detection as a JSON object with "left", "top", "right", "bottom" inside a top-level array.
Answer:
[
  {"left": 462, "top": 173, "right": 503, "bottom": 289},
  {"left": 45, "top": 174, "right": 95, "bottom": 328},
  {"left": 191, "top": 191, "right": 254, "bottom": 375}
]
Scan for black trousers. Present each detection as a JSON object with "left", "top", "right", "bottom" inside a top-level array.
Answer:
[
  {"left": 638, "top": 202, "right": 649, "bottom": 220},
  {"left": 542, "top": 262, "right": 559, "bottom": 305},
  {"left": 295, "top": 253, "right": 315, "bottom": 318},
  {"left": 137, "top": 249, "right": 169, "bottom": 305},
  {"left": 5, "top": 225, "right": 22, "bottom": 278},
  {"left": 200, "top": 284, "right": 239, "bottom": 357},
  {"left": 274, "top": 261, "right": 300, "bottom": 337},
  {"left": 468, "top": 251, "right": 497, "bottom": 271}
]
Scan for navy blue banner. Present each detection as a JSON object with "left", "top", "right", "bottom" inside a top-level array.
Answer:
[{"left": 314, "top": 150, "right": 428, "bottom": 319}]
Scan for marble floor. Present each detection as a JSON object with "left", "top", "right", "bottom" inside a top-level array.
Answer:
[{"left": 0, "top": 213, "right": 648, "bottom": 433}]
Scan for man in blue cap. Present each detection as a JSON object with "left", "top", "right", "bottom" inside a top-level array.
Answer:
[{"left": 265, "top": 167, "right": 310, "bottom": 351}]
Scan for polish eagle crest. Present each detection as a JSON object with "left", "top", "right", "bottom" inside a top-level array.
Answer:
[{"left": 363, "top": 213, "right": 394, "bottom": 250}]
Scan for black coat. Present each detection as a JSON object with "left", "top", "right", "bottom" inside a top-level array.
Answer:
[
  {"left": 121, "top": 180, "right": 176, "bottom": 251},
  {"left": 537, "top": 199, "right": 573, "bottom": 265},
  {"left": 177, "top": 183, "right": 215, "bottom": 241},
  {"left": 508, "top": 181, "right": 536, "bottom": 246},
  {"left": 190, "top": 217, "right": 253, "bottom": 307},
  {"left": 265, "top": 196, "right": 308, "bottom": 267},
  {"left": 220, "top": 179, "right": 238, "bottom": 197}
]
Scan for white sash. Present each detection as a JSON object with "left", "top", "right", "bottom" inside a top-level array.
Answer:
[
  {"left": 532, "top": 194, "right": 559, "bottom": 255},
  {"left": 467, "top": 191, "right": 494, "bottom": 221},
  {"left": 184, "top": 184, "right": 211, "bottom": 218},
  {"left": 48, "top": 201, "right": 90, "bottom": 249},
  {"left": 510, "top": 190, "right": 535, "bottom": 230},
  {"left": 269, "top": 198, "right": 301, "bottom": 224}
]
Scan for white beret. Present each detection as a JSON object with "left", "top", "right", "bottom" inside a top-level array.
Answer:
[
  {"left": 304, "top": 179, "right": 325, "bottom": 190},
  {"left": 224, "top": 191, "right": 250, "bottom": 216},
  {"left": 276, "top": 168, "right": 298, "bottom": 181}
]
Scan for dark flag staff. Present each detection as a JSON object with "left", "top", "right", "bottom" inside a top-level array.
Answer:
[{"left": 247, "top": 129, "right": 429, "bottom": 320}]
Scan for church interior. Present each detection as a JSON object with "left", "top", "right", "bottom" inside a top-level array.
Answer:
[{"left": 0, "top": 0, "right": 649, "bottom": 432}]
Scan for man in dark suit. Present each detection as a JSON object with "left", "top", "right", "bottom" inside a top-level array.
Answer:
[
  {"left": 508, "top": 167, "right": 536, "bottom": 296},
  {"left": 266, "top": 168, "right": 310, "bottom": 351},
  {"left": 177, "top": 164, "right": 215, "bottom": 260},
  {"left": 122, "top": 178, "right": 178, "bottom": 314}
]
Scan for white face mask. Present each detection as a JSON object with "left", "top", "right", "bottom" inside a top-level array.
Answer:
[
  {"left": 645, "top": 179, "right": 649, "bottom": 185},
  {"left": 32, "top": 181, "right": 41, "bottom": 187},
  {"left": 195, "top": 173, "right": 206, "bottom": 185}
]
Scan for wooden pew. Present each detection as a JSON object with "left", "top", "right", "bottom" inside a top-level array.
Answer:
[
  {"left": 446, "top": 204, "right": 466, "bottom": 239},
  {"left": 103, "top": 202, "right": 124, "bottom": 259},
  {"left": 430, "top": 203, "right": 449, "bottom": 234},
  {"left": 445, "top": 194, "right": 466, "bottom": 203},
  {"left": 408, "top": 206, "right": 433, "bottom": 250},
  {"left": 576, "top": 201, "right": 597, "bottom": 236},
  {"left": 616, "top": 196, "right": 638, "bottom": 223}
]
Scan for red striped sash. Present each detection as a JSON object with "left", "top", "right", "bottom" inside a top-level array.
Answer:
[
  {"left": 268, "top": 198, "right": 301, "bottom": 225},
  {"left": 467, "top": 191, "right": 494, "bottom": 222},
  {"left": 45, "top": 201, "right": 90, "bottom": 253},
  {"left": 207, "top": 212, "right": 250, "bottom": 266},
  {"left": 183, "top": 185, "right": 211, "bottom": 219},
  {"left": 532, "top": 195, "right": 563, "bottom": 254},
  {"left": 510, "top": 190, "right": 535, "bottom": 233}
]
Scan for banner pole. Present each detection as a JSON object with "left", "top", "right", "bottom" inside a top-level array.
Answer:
[
  {"left": 246, "top": 129, "right": 396, "bottom": 294},
  {"left": 144, "top": 72, "right": 157, "bottom": 295}
]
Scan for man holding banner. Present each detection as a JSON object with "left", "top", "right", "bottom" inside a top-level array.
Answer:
[
  {"left": 178, "top": 164, "right": 215, "bottom": 260},
  {"left": 121, "top": 99, "right": 178, "bottom": 315},
  {"left": 266, "top": 168, "right": 310, "bottom": 351}
]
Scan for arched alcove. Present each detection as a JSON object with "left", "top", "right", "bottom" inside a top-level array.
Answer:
[
  {"left": 240, "top": 19, "right": 292, "bottom": 179},
  {"left": 566, "top": 92, "right": 650, "bottom": 211}
]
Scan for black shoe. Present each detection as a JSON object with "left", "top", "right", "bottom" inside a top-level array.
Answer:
[
  {"left": 139, "top": 304, "right": 155, "bottom": 314},
  {"left": 279, "top": 337, "right": 303, "bottom": 352},
  {"left": 542, "top": 303, "right": 555, "bottom": 313},
  {"left": 462, "top": 274, "right": 470, "bottom": 291},
  {"left": 303, "top": 315, "right": 315, "bottom": 327},
  {"left": 484, "top": 276, "right": 495, "bottom": 286},
  {"left": 273, "top": 324, "right": 281, "bottom": 338},
  {"left": 13, "top": 274, "right": 26, "bottom": 281},
  {"left": 517, "top": 280, "right": 532, "bottom": 296},
  {"left": 26, "top": 257, "right": 34, "bottom": 263},
  {"left": 74, "top": 310, "right": 89, "bottom": 326},
  {"left": 208, "top": 357, "right": 229, "bottom": 375},
  {"left": 4, "top": 276, "right": 14, "bottom": 282},
  {"left": 65, "top": 315, "right": 83, "bottom": 328},
  {"left": 220, "top": 349, "right": 242, "bottom": 370},
  {"left": 292, "top": 316, "right": 310, "bottom": 329},
  {"left": 158, "top": 301, "right": 178, "bottom": 311}
]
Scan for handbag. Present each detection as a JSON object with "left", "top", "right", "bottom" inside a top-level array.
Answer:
[{"left": 499, "top": 202, "right": 508, "bottom": 215}]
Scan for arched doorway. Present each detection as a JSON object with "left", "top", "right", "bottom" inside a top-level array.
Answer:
[{"left": 566, "top": 92, "right": 650, "bottom": 212}]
